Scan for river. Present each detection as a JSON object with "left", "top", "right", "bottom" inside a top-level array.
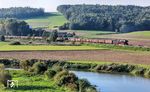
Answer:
[{"left": 72, "top": 71, "right": 150, "bottom": 92}]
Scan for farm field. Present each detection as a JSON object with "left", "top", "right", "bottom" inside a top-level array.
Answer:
[
  {"left": 0, "top": 42, "right": 102, "bottom": 51},
  {"left": 0, "top": 50, "right": 150, "bottom": 65},
  {"left": 25, "top": 13, "right": 67, "bottom": 28}
]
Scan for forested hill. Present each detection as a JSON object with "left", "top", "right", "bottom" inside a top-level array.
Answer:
[
  {"left": 0, "top": 7, "right": 44, "bottom": 19},
  {"left": 57, "top": 5, "right": 150, "bottom": 32}
]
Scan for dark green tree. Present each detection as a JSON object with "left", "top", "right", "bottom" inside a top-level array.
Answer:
[
  {"left": 47, "top": 30, "right": 58, "bottom": 43},
  {"left": 0, "top": 35, "right": 5, "bottom": 41}
]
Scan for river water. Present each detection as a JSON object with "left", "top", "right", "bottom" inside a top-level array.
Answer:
[{"left": 72, "top": 71, "right": 150, "bottom": 92}]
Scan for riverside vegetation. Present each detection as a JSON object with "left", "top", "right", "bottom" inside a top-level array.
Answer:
[
  {"left": 0, "top": 59, "right": 150, "bottom": 79},
  {"left": 0, "top": 59, "right": 97, "bottom": 92}
]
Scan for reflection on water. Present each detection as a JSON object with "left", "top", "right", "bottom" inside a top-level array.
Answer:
[{"left": 72, "top": 71, "right": 150, "bottom": 92}]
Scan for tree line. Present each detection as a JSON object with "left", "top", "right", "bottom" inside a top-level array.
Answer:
[
  {"left": 0, "top": 7, "right": 44, "bottom": 19},
  {"left": 0, "top": 19, "right": 44, "bottom": 36},
  {"left": 57, "top": 5, "right": 150, "bottom": 32}
]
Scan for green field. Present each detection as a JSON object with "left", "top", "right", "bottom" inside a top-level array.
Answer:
[
  {"left": 0, "top": 70, "right": 69, "bottom": 92},
  {"left": 60, "top": 30, "right": 116, "bottom": 38},
  {"left": 126, "top": 31, "right": 150, "bottom": 38},
  {"left": 86, "top": 31, "right": 150, "bottom": 39},
  {"left": 25, "top": 13, "right": 68, "bottom": 28},
  {"left": 0, "top": 42, "right": 103, "bottom": 51}
]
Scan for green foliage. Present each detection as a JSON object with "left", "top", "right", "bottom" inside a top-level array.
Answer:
[
  {"left": 47, "top": 30, "right": 58, "bottom": 43},
  {"left": 0, "top": 7, "right": 44, "bottom": 19},
  {"left": 0, "top": 19, "right": 32, "bottom": 36},
  {"left": 0, "top": 64, "right": 4, "bottom": 72},
  {"left": 131, "top": 67, "right": 146, "bottom": 75},
  {"left": 0, "top": 71, "right": 12, "bottom": 87},
  {"left": 54, "top": 70, "right": 69, "bottom": 81},
  {"left": 0, "top": 19, "right": 45, "bottom": 36},
  {"left": 56, "top": 72, "right": 78, "bottom": 86},
  {"left": 78, "top": 79, "right": 97, "bottom": 92},
  {"left": 52, "top": 65, "right": 63, "bottom": 73},
  {"left": 31, "top": 62, "right": 47, "bottom": 74},
  {"left": 9, "top": 41, "right": 21, "bottom": 45},
  {"left": 2, "top": 70, "right": 70, "bottom": 92},
  {"left": 144, "top": 69, "right": 150, "bottom": 78},
  {"left": 44, "top": 69, "right": 56, "bottom": 79},
  {"left": 54, "top": 70, "right": 79, "bottom": 91},
  {"left": 0, "top": 35, "right": 5, "bottom": 41},
  {"left": 58, "top": 5, "right": 150, "bottom": 32}
]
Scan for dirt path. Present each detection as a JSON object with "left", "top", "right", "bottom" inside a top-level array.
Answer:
[{"left": 0, "top": 50, "right": 150, "bottom": 65}]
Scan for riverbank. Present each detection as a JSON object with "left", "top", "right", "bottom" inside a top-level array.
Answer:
[
  {"left": 67, "top": 60, "right": 150, "bottom": 78},
  {"left": 0, "top": 61, "right": 97, "bottom": 92},
  {"left": 0, "top": 59, "right": 150, "bottom": 78}
]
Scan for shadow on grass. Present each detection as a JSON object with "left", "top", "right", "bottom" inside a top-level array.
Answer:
[{"left": 8, "top": 85, "right": 55, "bottom": 91}]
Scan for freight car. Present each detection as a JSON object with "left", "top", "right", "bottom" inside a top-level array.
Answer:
[{"left": 69, "top": 38, "right": 128, "bottom": 45}]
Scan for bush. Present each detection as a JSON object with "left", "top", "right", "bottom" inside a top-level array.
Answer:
[
  {"left": 0, "top": 71, "right": 12, "bottom": 87},
  {"left": 56, "top": 71, "right": 78, "bottom": 91},
  {"left": 0, "top": 35, "right": 5, "bottom": 41},
  {"left": 44, "top": 69, "right": 56, "bottom": 79},
  {"left": 144, "top": 69, "right": 150, "bottom": 78},
  {"left": 0, "top": 64, "right": 4, "bottom": 71},
  {"left": 9, "top": 41, "right": 21, "bottom": 45},
  {"left": 52, "top": 65, "right": 63, "bottom": 73},
  {"left": 85, "top": 87, "right": 97, "bottom": 92},
  {"left": 31, "top": 62, "right": 47, "bottom": 74},
  {"left": 78, "top": 79, "right": 97, "bottom": 92},
  {"left": 54, "top": 70, "right": 69, "bottom": 81},
  {"left": 0, "top": 65, "right": 12, "bottom": 87},
  {"left": 20, "top": 59, "right": 38, "bottom": 71},
  {"left": 132, "top": 68, "right": 146, "bottom": 75}
]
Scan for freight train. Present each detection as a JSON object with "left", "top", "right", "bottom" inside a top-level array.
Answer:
[{"left": 69, "top": 38, "right": 129, "bottom": 45}]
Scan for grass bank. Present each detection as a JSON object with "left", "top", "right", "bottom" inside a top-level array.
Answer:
[
  {"left": 0, "top": 59, "right": 98, "bottom": 92},
  {"left": 83, "top": 43, "right": 150, "bottom": 52},
  {"left": 0, "top": 42, "right": 103, "bottom": 51},
  {"left": 0, "top": 70, "right": 70, "bottom": 92},
  {"left": 0, "top": 59, "right": 150, "bottom": 78}
]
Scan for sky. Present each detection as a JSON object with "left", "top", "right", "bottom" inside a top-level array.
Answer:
[{"left": 0, "top": 0, "right": 149, "bottom": 12}]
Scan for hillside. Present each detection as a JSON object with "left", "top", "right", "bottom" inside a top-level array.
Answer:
[
  {"left": 25, "top": 13, "right": 68, "bottom": 28},
  {"left": 57, "top": 5, "right": 150, "bottom": 32}
]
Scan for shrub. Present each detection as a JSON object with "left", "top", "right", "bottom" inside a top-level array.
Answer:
[
  {"left": 85, "top": 87, "right": 97, "bottom": 92},
  {"left": 0, "top": 64, "right": 4, "bottom": 71},
  {"left": 20, "top": 59, "right": 38, "bottom": 71},
  {"left": 44, "top": 69, "right": 56, "bottom": 79},
  {"left": 59, "top": 73, "right": 78, "bottom": 85},
  {"left": 54, "top": 70, "right": 69, "bottom": 81},
  {"left": 0, "top": 35, "right": 5, "bottom": 41},
  {"left": 0, "top": 71, "right": 12, "bottom": 87},
  {"left": 78, "top": 79, "right": 97, "bottom": 92},
  {"left": 52, "top": 65, "right": 63, "bottom": 73},
  {"left": 132, "top": 68, "right": 146, "bottom": 75},
  {"left": 56, "top": 72, "right": 78, "bottom": 91},
  {"left": 144, "top": 69, "right": 150, "bottom": 78},
  {"left": 9, "top": 41, "right": 21, "bottom": 45},
  {"left": 31, "top": 62, "right": 47, "bottom": 74}
]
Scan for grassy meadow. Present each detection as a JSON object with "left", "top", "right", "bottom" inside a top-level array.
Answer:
[
  {"left": 0, "top": 42, "right": 103, "bottom": 51},
  {"left": 0, "top": 70, "right": 69, "bottom": 92},
  {"left": 25, "top": 13, "right": 68, "bottom": 28}
]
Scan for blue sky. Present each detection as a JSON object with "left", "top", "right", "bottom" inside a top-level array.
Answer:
[{"left": 0, "top": 0, "right": 149, "bottom": 12}]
